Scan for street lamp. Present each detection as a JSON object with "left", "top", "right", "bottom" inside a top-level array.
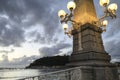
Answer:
[
  {"left": 58, "top": 0, "right": 118, "bottom": 37},
  {"left": 57, "top": 0, "right": 119, "bottom": 79},
  {"left": 58, "top": 1, "right": 78, "bottom": 37},
  {"left": 99, "top": 0, "right": 118, "bottom": 19}
]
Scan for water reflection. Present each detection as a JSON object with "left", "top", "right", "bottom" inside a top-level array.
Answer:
[{"left": 0, "top": 69, "right": 42, "bottom": 80}]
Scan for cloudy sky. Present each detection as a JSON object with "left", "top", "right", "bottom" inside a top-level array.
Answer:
[{"left": 0, "top": 0, "right": 119, "bottom": 68}]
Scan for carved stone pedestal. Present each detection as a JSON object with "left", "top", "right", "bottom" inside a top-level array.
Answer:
[{"left": 67, "top": 23, "right": 119, "bottom": 80}]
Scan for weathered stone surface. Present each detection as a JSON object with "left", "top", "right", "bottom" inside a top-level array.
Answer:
[
  {"left": 69, "top": 23, "right": 111, "bottom": 66},
  {"left": 68, "top": 23, "right": 119, "bottom": 80}
]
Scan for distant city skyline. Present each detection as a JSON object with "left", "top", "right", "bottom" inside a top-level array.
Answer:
[{"left": 0, "top": 0, "right": 120, "bottom": 68}]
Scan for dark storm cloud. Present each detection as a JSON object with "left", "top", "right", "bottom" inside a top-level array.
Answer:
[
  {"left": 27, "top": 31, "right": 47, "bottom": 44},
  {"left": 0, "top": 0, "right": 67, "bottom": 46},
  {"left": 23, "top": 0, "right": 65, "bottom": 44},
  {"left": 33, "top": 33, "right": 46, "bottom": 43},
  {"left": 21, "top": 0, "right": 66, "bottom": 44},
  {"left": 0, "top": 25, "right": 25, "bottom": 47},
  {"left": 0, "top": 0, "right": 25, "bottom": 47},
  {"left": 39, "top": 42, "right": 72, "bottom": 57},
  {"left": 0, "top": 17, "right": 25, "bottom": 47},
  {"left": 29, "top": 31, "right": 60, "bottom": 44}
]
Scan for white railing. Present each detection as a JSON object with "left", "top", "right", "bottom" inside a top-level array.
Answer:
[
  {"left": 18, "top": 66, "right": 82, "bottom": 80},
  {"left": 18, "top": 67, "right": 120, "bottom": 80}
]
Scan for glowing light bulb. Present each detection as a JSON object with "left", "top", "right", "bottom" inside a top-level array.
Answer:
[
  {"left": 102, "top": 20, "right": 108, "bottom": 26},
  {"left": 67, "top": 1, "right": 76, "bottom": 11},
  {"left": 58, "top": 10, "right": 66, "bottom": 19},
  {"left": 108, "top": 3, "right": 118, "bottom": 11},
  {"left": 62, "top": 23, "right": 68, "bottom": 31},
  {"left": 100, "top": 0, "right": 109, "bottom": 7}
]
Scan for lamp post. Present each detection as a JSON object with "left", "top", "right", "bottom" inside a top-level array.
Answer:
[
  {"left": 58, "top": 0, "right": 118, "bottom": 36},
  {"left": 58, "top": 0, "right": 119, "bottom": 80}
]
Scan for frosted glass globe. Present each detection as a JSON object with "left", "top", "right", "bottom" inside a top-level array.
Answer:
[
  {"left": 67, "top": 1, "right": 76, "bottom": 11},
  {"left": 62, "top": 23, "right": 68, "bottom": 30},
  {"left": 108, "top": 3, "right": 118, "bottom": 11},
  {"left": 58, "top": 10, "right": 66, "bottom": 19},
  {"left": 100, "top": 0, "right": 109, "bottom": 6}
]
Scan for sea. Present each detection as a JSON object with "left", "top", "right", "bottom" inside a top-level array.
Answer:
[
  {"left": 0, "top": 68, "right": 55, "bottom": 80},
  {"left": 0, "top": 68, "right": 120, "bottom": 80}
]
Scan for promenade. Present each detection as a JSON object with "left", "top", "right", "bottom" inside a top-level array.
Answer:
[{"left": 19, "top": 67, "right": 120, "bottom": 80}]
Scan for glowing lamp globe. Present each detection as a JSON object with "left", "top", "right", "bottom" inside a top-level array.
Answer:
[
  {"left": 62, "top": 23, "right": 68, "bottom": 31},
  {"left": 67, "top": 1, "right": 76, "bottom": 11},
  {"left": 100, "top": 0, "right": 110, "bottom": 6},
  {"left": 108, "top": 3, "right": 118, "bottom": 11},
  {"left": 58, "top": 10, "right": 66, "bottom": 19},
  {"left": 102, "top": 20, "right": 108, "bottom": 26}
]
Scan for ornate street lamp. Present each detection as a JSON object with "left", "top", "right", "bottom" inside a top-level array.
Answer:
[
  {"left": 57, "top": 0, "right": 119, "bottom": 79},
  {"left": 58, "top": 0, "right": 118, "bottom": 37},
  {"left": 58, "top": 1, "right": 78, "bottom": 37}
]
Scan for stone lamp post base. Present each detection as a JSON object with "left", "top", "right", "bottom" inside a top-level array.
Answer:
[{"left": 67, "top": 23, "right": 119, "bottom": 80}]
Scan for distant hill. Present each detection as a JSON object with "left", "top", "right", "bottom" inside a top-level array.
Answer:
[{"left": 26, "top": 55, "right": 69, "bottom": 69}]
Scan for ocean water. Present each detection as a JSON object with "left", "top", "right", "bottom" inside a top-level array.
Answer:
[{"left": 0, "top": 69, "right": 48, "bottom": 80}]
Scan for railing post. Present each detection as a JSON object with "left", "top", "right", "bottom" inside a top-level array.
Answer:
[{"left": 68, "top": 70, "right": 71, "bottom": 80}]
